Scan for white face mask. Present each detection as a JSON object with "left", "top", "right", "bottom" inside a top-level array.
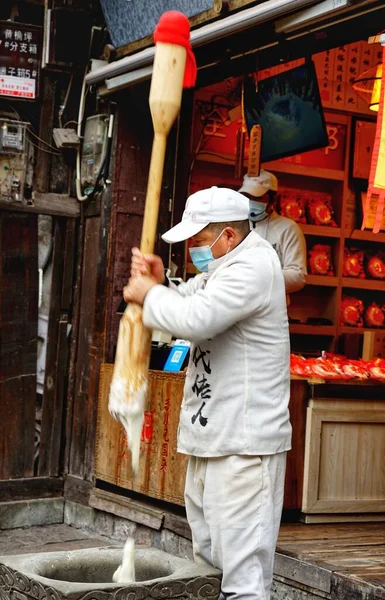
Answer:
[
  {"left": 189, "top": 229, "right": 226, "bottom": 272},
  {"left": 249, "top": 200, "right": 268, "bottom": 223}
]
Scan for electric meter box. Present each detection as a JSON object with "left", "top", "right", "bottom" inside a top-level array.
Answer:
[
  {"left": 0, "top": 119, "right": 31, "bottom": 203},
  {"left": 0, "top": 120, "right": 27, "bottom": 154},
  {"left": 81, "top": 114, "right": 108, "bottom": 189}
]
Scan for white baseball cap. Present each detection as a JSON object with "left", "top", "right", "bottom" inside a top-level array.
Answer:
[
  {"left": 162, "top": 186, "right": 249, "bottom": 244},
  {"left": 239, "top": 170, "right": 278, "bottom": 197}
]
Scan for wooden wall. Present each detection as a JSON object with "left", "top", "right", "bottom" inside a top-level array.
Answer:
[
  {"left": 0, "top": 6, "right": 105, "bottom": 501},
  {"left": 0, "top": 212, "right": 38, "bottom": 480},
  {"left": 67, "top": 212, "right": 103, "bottom": 482},
  {"left": 0, "top": 81, "right": 190, "bottom": 501},
  {"left": 0, "top": 211, "right": 77, "bottom": 499}
]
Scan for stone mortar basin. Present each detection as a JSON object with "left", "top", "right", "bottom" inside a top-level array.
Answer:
[{"left": 0, "top": 546, "right": 221, "bottom": 600}]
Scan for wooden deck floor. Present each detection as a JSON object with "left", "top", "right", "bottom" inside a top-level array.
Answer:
[{"left": 276, "top": 522, "right": 385, "bottom": 599}]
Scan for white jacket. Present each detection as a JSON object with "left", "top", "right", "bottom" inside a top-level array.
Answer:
[
  {"left": 143, "top": 231, "right": 291, "bottom": 457},
  {"left": 251, "top": 212, "right": 307, "bottom": 294}
]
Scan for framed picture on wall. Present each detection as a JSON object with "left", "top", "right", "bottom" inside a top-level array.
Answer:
[{"left": 244, "top": 61, "right": 329, "bottom": 163}]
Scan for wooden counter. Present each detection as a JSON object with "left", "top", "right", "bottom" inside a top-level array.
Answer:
[
  {"left": 96, "top": 365, "right": 188, "bottom": 506},
  {"left": 301, "top": 381, "right": 385, "bottom": 523},
  {"left": 95, "top": 364, "right": 385, "bottom": 520}
]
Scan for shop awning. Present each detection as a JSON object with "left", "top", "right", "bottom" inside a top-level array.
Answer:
[
  {"left": 86, "top": 0, "right": 381, "bottom": 93},
  {"left": 85, "top": 0, "right": 321, "bottom": 91}
]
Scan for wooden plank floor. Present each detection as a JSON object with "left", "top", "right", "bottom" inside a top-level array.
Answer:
[{"left": 277, "top": 522, "right": 385, "bottom": 597}]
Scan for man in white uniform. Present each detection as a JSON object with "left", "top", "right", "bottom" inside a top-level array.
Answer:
[
  {"left": 239, "top": 170, "right": 307, "bottom": 295},
  {"left": 123, "top": 186, "right": 291, "bottom": 600}
]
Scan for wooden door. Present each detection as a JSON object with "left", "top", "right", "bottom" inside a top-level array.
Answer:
[{"left": 0, "top": 211, "right": 38, "bottom": 479}]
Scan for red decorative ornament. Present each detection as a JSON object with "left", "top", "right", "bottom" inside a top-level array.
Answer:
[
  {"left": 345, "top": 257, "right": 360, "bottom": 276},
  {"left": 307, "top": 196, "right": 337, "bottom": 227},
  {"left": 343, "top": 248, "right": 365, "bottom": 278},
  {"left": 340, "top": 296, "right": 364, "bottom": 327},
  {"left": 309, "top": 244, "right": 334, "bottom": 276},
  {"left": 315, "top": 203, "right": 332, "bottom": 224},
  {"left": 279, "top": 193, "right": 306, "bottom": 223},
  {"left": 365, "top": 303, "right": 385, "bottom": 328},
  {"left": 367, "top": 255, "right": 385, "bottom": 279},
  {"left": 343, "top": 305, "right": 361, "bottom": 325}
]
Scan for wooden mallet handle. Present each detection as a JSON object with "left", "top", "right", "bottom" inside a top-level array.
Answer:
[
  {"left": 141, "top": 41, "right": 186, "bottom": 254},
  {"left": 109, "top": 13, "right": 195, "bottom": 475}
]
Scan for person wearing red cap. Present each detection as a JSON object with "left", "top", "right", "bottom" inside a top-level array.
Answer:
[
  {"left": 123, "top": 186, "right": 291, "bottom": 600},
  {"left": 239, "top": 170, "right": 307, "bottom": 296}
]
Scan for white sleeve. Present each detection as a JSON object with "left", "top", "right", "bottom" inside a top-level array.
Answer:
[
  {"left": 280, "top": 222, "right": 307, "bottom": 294},
  {"left": 167, "top": 273, "right": 205, "bottom": 297},
  {"left": 143, "top": 252, "right": 274, "bottom": 343}
]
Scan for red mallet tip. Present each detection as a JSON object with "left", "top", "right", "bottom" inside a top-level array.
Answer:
[{"left": 153, "top": 10, "right": 197, "bottom": 88}]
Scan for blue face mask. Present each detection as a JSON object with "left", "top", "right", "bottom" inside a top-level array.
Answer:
[
  {"left": 249, "top": 200, "right": 268, "bottom": 223},
  {"left": 189, "top": 229, "right": 225, "bottom": 273}
]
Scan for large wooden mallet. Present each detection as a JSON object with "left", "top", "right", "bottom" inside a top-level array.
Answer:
[{"left": 109, "top": 12, "right": 197, "bottom": 474}]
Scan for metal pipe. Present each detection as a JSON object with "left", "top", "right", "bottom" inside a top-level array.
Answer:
[{"left": 85, "top": 0, "right": 320, "bottom": 86}]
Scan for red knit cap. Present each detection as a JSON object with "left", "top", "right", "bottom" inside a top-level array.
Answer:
[{"left": 153, "top": 11, "right": 197, "bottom": 88}]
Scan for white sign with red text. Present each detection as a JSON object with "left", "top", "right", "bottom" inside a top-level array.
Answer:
[{"left": 0, "top": 75, "right": 35, "bottom": 99}]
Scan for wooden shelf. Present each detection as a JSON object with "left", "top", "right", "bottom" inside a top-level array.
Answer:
[
  {"left": 195, "top": 154, "right": 237, "bottom": 166},
  {"left": 290, "top": 374, "right": 326, "bottom": 383},
  {"left": 261, "top": 161, "right": 344, "bottom": 181},
  {"left": 342, "top": 278, "right": 385, "bottom": 291},
  {"left": 192, "top": 110, "right": 385, "bottom": 352},
  {"left": 290, "top": 324, "right": 337, "bottom": 336},
  {"left": 195, "top": 157, "right": 344, "bottom": 182},
  {"left": 301, "top": 224, "right": 341, "bottom": 238},
  {"left": 345, "top": 230, "right": 385, "bottom": 244},
  {"left": 339, "top": 326, "right": 385, "bottom": 335},
  {"left": 306, "top": 275, "right": 338, "bottom": 287}
]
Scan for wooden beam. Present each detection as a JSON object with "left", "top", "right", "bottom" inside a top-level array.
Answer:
[
  {"left": 68, "top": 216, "right": 101, "bottom": 480},
  {"left": 163, "top": 512, "right": 192, "bottom": 540},
  {"left": 32, "top": 193, "right": 80, "bottom": 217},
  {"left": 61, "top": 219, "right": 77, "bottom": 310},
  {"left": 0, "top": 477, "right": 63, "bottom": 502},
  {"left": 89, "top": 488, "right": 164, "bottom": 530},
  {"left": 38, "top": 219, "right": 67, "bottom": 477},
  {"left": 83, "top": 196, "right": 101, "bottom": 218},
  {"left": 64, "top": 208, "right": 85, "bottom": 477},
  {"left": 0, "top": 194, "right": 80, "bottom": 218},
  {"left": 64, "top": 475, "right": 93, "bottom": 505},
  {"left": 35, "top": 74, "right": 56, "bottom": 193}
]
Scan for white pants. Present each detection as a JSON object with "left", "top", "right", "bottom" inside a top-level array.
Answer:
[{"left": 185, "top": 453, "right": 287, "bottom": 600}]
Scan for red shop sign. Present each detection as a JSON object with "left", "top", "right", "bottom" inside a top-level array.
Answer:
[
  {"left": 276, "top": 123, "right": 347, "bottom": 171},
  {"left": 193, "top": 100, "right": 346, "bottom": 171}
]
